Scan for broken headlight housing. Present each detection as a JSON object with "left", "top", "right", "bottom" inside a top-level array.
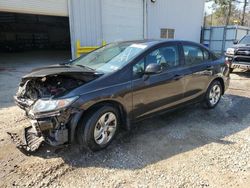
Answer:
[{"left": 32, "top": 96, "right": 78, "bottom": 113}]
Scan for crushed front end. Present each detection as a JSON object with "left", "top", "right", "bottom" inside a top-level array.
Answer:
[
  {"left": 10, "top": 100, "right": 75, "bottom": 153},
  {"left": 8, "top": 126, "right": 45, "bottom": 153},
  {"left": 9, "top": 66, "right": 99, "bottom": 153}
]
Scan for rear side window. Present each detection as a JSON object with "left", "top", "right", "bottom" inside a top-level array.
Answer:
[{"left": 183, "top": 45, "right": 205, "bottom": 65}]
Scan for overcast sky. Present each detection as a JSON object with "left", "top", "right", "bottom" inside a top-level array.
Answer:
[
  {"left": 205, "top": 1, "right": 214, "bottom": 14},
  {"left": 205, "top": 0, "right": 247, "bottom": 15}
]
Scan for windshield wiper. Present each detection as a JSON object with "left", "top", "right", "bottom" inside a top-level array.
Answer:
[{"left": 74, "top": 64, "right": 96, "bottom": 72}]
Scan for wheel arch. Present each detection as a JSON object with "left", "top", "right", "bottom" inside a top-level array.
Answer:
[
  {"left": 208, "top": 77, "right": 225, "bottom": 95},
  {"left": 84, "top": 100, "right": 128, "bottom": 126},
  {"left": 214, "top": 77, "right": 225, "bottom": 94},
  {"left": 72, "top": 100, "right": 129, "bottom": 143}
]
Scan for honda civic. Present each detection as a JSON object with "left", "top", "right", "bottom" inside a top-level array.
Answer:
[{"left": 10, "top": 40, "right": 230, "bottom": 153}]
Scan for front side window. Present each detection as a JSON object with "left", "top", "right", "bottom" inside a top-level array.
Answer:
[
  {"left": 72, "top": 42, "right": 148, "bottom": 73},
  {"left": 133, "top": 45, "right": 180, "bottom": 77},
  {"left": 133, "top": 59, "right": 145, "bottom": 77},
  {"left": 145, "top": 45, "right": 180, "bottom": 69},
  {"left": 183, "top": 45, "right": 204, "bottom": 65}
]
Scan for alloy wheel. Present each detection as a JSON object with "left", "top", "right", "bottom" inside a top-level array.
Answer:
[
  {"left": 94, "top": 112, "right": 117, "bottom": 145},
  {"left": 209, "top": 84, "right": 221, "bottom": 106}
]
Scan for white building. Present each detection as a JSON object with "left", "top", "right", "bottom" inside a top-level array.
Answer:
[{"left": 0, "top": 0, "right": 205, "bottom": 58}]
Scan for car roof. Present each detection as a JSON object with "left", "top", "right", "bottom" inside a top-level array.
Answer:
[
  {"left": 116, "top": 39, "right": 213, "bottom": 55},
  {"left": 115, "top": 39, "right": 197, "bottom": 47}
]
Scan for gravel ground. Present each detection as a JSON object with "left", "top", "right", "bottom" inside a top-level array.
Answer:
[{"left": 0, "top": 52, "right": 250, "bottom": 187}]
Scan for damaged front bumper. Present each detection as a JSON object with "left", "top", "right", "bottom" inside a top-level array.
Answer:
[
  {"left": 10, "top": 66, "right": 96, "bottom": 153},
  {"left": 9, "top": 97, "right": 82, "bottom": 153},
  {"left": 8, "top": 126, "right": 44, "bottom": 153}
]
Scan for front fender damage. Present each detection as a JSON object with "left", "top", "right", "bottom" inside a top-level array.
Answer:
[
  {"left": 8, "top": 70, "right": 96, "bottom": 153},
  {"left": 8, "top": 109, "right": 81, "bottom": 153}
]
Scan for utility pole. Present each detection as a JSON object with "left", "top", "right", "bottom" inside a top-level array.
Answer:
[
  {"left": 241, "top": 0, "right": 248, "bottom": 26},
  {"left": 204, "top": 12, "right": 207, "bottom": 27},
  {"left": 211, "top": 13, "right": 213, "bottom": 26}
]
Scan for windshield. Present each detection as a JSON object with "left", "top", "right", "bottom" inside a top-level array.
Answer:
[
  {"left": 239, "top": 35, "right": 250, "bottom": 44},
  {"left": 72, "top": 42, "right": 148, "bottom": 73}
]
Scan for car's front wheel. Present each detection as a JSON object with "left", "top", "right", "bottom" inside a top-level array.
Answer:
[
  {"left": 77, "top": 105, "right": 119, "bottom": 151},
  {"left": 204, "top": 80, "right": 222, "bottom": 109}
]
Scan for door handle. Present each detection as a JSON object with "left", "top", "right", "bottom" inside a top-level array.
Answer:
[{"left": 173, "top": 74, "right": 183, "bottom": 80}]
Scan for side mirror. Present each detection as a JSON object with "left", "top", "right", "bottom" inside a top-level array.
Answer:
[
  {"left": 145, "top": 63, "right": 162, "bottom": 75},
  {"left": 233, "top": 40, "right": 238, "bottom": 45}
]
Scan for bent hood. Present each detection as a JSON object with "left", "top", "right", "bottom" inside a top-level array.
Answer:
[
  {"left": 23, "top": 64, "right": 101, "bottom": 81},
  {"left": 16, "top": 64, "right": 102, "bottom": 106}
]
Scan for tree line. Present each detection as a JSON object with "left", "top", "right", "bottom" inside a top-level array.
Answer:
[{"left": 205, "top": 0, "right": 249, "bottom": 27}]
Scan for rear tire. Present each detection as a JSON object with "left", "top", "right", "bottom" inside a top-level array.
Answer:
[
  {"left": 203, "top": 80, "right": 222, "bottom": 109},
  {"left": 77, "top": 105, "right": 120, "bottom": 151}
]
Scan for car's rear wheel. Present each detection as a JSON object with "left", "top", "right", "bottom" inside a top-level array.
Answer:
[
  {"left": 77, "top": 105, "right": 119, "bottom": 151},
  {"left": 204, "top": 80, "right": 222, "bottom": 109}
]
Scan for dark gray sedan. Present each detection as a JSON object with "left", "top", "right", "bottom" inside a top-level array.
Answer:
[{"left": 11, "top": 40, "right": 230, "bottom": 153}]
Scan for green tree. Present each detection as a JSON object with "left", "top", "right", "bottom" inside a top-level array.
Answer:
[
  {"left": 241, "top": 0, "right": 248, "bottom": 25},
  {"left": 214, "top": 0, "right": 239, "bottom": 25},
  {"left": 205, "top": 0, "right": 249, "bottom": 26}
]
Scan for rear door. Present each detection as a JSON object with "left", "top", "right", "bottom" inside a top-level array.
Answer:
[
  {"left": 181, "top": 42, "right": 214, "bottom": 101},
  {"left": 132, "top": 42, "right": 186, "bottom": 119}
]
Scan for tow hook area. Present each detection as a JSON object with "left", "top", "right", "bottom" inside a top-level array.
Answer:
[{"left": 7, "top": 126, "right": 44, "bottom": 153}]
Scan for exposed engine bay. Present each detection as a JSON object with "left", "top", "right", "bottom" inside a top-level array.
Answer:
[
  {"left": 15, "top": 75, "right": 83, "bottom": 109},
  {"left": 9, "top": 66, "right": 100, "bottom": 153},
  {"left": 18, "top": 76, "right": 83, "bottom": 101}
]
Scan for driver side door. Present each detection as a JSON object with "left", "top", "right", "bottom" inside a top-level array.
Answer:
[{"left": 131, "top": 43, "right": 185, "bottom": 120}]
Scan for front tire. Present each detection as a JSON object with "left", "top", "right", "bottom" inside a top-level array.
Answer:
[
  {"left": 203, "top": 80, "right": 222, "bottom": 109},
  {"left": 77, "top": 105, "right": 120, "bottom": 151}
]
